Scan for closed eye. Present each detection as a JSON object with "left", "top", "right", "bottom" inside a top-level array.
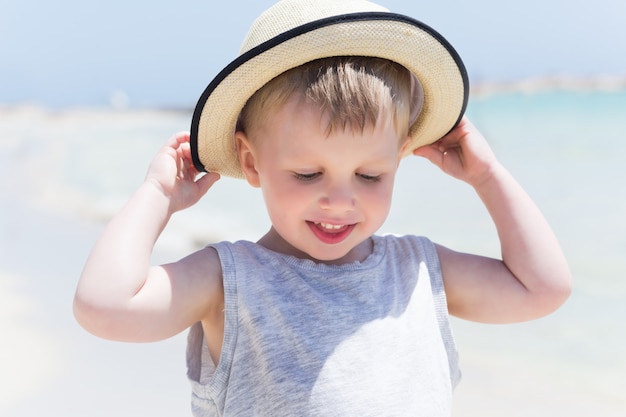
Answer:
[
  {"left": 293, "top": 172, "right": 321, "bottom": 181},
  {"left": 357, "top": 173, "right": 382, "bottom": 182}
]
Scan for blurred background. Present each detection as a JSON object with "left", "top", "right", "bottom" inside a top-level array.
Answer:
[
  {"left": 1, "top": 0, "right": 625, "bottom": 416},
  {"left": 2, "top": 0, "right": 626, "bottom": 108}
]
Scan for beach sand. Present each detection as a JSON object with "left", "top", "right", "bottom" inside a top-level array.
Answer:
[
  {"left": 0, "top": 271, "right": 61, "bottom": 413},
  {"left": 1, "top": 105, "right": 624, "bottom": 416},
  {"left": 0, "top": 199, "right": 191, "bottom": 417}
]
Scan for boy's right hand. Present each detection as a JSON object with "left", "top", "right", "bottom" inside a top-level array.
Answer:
[
  {"left": 75, "top": 132, "right": 224, "bottom": 343},
  {"left": 145, "top": 132, "right": 220, "bottom": 213}
]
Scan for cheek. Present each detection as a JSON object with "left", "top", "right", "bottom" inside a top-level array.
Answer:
[
  {"left": 361, "top": 182, "right": 395, "bottom": 213},
  {"left": 261, "top": 176, "right": 310, "bottom": 214}
]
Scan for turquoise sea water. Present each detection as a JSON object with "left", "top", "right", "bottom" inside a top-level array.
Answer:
[{"left": 1, "top": 90, "right": 625, "bottom": 415}]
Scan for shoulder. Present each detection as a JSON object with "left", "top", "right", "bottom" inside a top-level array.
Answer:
[
  {"left": 374, "top": 235, "right": 442, "bottom": 284},
  {"left": 207, "top": 240, "right": 267, "bottom": 269},
  {"left": 376, "top": 234, "right": 438, "bottom": 260},
  {"left": 155, "top": 244, "right": 226, "bottom": 327},
  {"left": 176, "top": 244, "right": 223, "bottom": 278}
]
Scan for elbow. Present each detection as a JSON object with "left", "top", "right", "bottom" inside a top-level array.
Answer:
[
  {"left": 73, "top": 291, "right": 129, "bottom": 340},
  {"left": 550, "top": 266, "right": 573, "bottom": 308},
  {"left": 543, "top": 284, "right": 572, "bottom": 315},
  {"left": 72, "top": 292, "right": 110, "bottom": 338},
  {"left": 530, "top": 271, "right": 573, "bottom": 318}
]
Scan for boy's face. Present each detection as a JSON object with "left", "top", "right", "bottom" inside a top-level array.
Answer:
[{"left": 236, "top": 97, "right": 409, "bottom": 264}]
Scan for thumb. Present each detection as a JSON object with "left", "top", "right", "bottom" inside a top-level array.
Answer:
[
  {"left": 413, "top": 144, "right": 443, "bottom": 166},
  {"left": 195, "top": 172, "right": 221, "bottom": 194}
]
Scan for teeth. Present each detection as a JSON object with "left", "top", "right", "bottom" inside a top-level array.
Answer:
[{"left": 317, "top": 222, "right": 344, "bottom": 230}]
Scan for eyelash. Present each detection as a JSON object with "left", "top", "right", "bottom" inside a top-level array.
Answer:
[
  {"left": 293, "top": 172, "right": 381, "bottom": 182},
  {"left": 293, "top": 172, "right": 320, "bottom": 181},
  {"left": 358, "top": 173, "right": 382, "bottom": 183}
]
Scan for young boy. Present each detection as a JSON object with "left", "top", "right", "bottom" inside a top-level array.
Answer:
[{"left": 74, "top": 0, "right": 571, "bottom": 415}]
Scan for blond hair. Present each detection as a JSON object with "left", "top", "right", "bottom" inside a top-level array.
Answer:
[{"left": 237, "top": 56, "right": 416, "bottom": 138}]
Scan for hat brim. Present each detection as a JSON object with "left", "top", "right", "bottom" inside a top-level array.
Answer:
[{"left": 191, "top": 12, "right": 469, "bottom": 178}]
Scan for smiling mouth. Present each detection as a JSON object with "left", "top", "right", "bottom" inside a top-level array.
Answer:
[{"left": 308, "top": 221, "right": 355, "bottom": 244}]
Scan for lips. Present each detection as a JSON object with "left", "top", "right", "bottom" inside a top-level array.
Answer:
[{"left": 307, "top": 221, "right": 355, "bottom": 244}]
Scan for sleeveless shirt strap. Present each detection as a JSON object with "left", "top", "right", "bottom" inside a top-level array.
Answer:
[{"left": 417, "top": 236, "right": 462, "bottom": 388}]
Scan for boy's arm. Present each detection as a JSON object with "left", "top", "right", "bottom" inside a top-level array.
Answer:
[
  {"left": 73, "top": 132, "right": 221, "bottom": 341},
  {"left": 414, "top": 118, "right": 571, "bottom": 323}
]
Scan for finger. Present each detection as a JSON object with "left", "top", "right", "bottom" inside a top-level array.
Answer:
[
  {"left": 179, "top": 140, "right": 192, "bottom": 159},
  {"left": 413, "top": 144, "right": 444, "bottom": 166},
  {"left": 166, "top": 131, "right": 191, "bottom": 149},
  {"left": 195, "top": 172, "right": 221, "bottom": 194}
]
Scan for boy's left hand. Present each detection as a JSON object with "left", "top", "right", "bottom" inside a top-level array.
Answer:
[
  {"left": 413, "top": 117, "right": 499, "bottom": 188},
  {"left": 414, "top": 117, "right": 571, "bottom": 323}
]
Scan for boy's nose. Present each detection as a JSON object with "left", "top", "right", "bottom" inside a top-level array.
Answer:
[{"left": 319, "top": 183, "right": 356, "bottom": 211}]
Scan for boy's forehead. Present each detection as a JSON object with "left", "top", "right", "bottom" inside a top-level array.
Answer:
[{"left": 255, "top": 96, "right": 405, "bottom": 149}]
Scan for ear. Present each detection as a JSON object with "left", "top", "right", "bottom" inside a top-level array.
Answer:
[
  {"left": 235, "top": 131, "right": 261, "bottom": 187},
  {"left": 398, "top": 135, "right": 412, "bottom": 163}
]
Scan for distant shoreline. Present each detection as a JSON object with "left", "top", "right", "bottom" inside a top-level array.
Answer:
[
  {"left": 1, "top": 75, "right": 625, "bottom": 111},
  {"left": 470, "top": 74, "right": 626, "bottom": 97}
]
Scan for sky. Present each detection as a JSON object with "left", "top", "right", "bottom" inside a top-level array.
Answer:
[{"left": 1, "top": 0, "right": 625, "bottom": 108}]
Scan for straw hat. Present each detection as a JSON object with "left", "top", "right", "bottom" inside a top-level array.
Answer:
[{"left": 190, "top": 0, "right": 469, "bottom": 178}]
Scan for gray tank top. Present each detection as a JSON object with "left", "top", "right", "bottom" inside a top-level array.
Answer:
[{"left": 187, "top": 234, "right": 460, "bottom": 416}]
